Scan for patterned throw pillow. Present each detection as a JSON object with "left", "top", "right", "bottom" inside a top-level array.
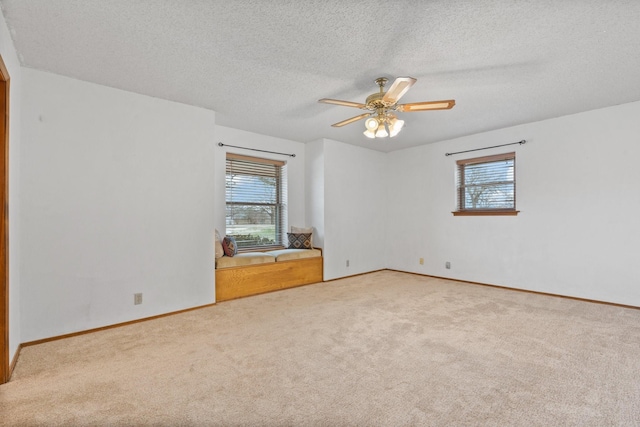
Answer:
[
  {"left": 222, "top": 236, "right": 237, "bottom": 257},
  {"left": 287, "top": 233, "right": 312, "bottom": 250},
  {"left": 291, "top": 226, "right": 313, "bottom": 248}
]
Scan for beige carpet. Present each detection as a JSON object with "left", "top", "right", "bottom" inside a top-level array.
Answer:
[{"left": 2, "top": 270, "right": 639, "bottom": 426}]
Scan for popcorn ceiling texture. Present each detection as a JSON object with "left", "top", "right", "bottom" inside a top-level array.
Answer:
[{"left": 2, "top": 0, "right": 640, "bottom": 152}]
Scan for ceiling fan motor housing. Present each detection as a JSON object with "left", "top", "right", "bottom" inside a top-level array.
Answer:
[
  {"left": 365, "top": 77, "right": 396, "bottom": 111},
  {"left": 365, "top": 92, "right": 395, "bottom": 110}
]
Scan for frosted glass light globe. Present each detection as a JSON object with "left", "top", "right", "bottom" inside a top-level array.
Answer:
[{"left": 365, "top": 117, "right": 379, "bottom": 131}]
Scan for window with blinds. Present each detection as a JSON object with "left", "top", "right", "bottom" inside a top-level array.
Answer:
[
  {"left": 454, "top": 152, "right": 518, "bottom": 216},
  {"left": 225, "top": 153, "right": 287, "bottom": 249}
]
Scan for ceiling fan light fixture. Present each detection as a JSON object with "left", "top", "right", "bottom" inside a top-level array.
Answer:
[
  {"left": 375, "top": 122, "right": 389, "bottom": 138},
  {"left": 365, "top": 117, "right": 379, "bottom": 131},
  {"left": 389, "top": 118, "right": 404, "bottom": 137},
  {"left": 363, "top": 129, "right": 376, "bottom": 138}
]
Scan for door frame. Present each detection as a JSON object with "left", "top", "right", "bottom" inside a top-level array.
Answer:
[{"left": 0, "top": 54, "right": 10, "bottom": 385}]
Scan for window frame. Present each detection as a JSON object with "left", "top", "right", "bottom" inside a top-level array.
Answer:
[
  {"left": 452, "top": 152, "right": 519, "bottom": 216},
  {"left": 225, "top": 153, "right": 287, "bottom": 251}
]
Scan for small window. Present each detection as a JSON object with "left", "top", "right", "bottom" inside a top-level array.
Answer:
[
  {"left": 453, "top": 152, "right": 518, "bottom": 216},
  {"left": 225, "top": 153, "right": 288, "bottom": 249}
]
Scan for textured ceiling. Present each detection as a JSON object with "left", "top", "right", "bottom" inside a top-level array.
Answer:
[{"left": 2, "top": 0, "right": 640, "bottom": 152}]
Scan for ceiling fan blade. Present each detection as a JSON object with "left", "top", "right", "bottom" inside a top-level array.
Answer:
[
  {"left": 382, "top": 77, "right": 417, "bottom": 104},
  {"left": 331, "top": 113, "right": 371, "bottom": 127},
  {"left": 318, "top": 98, "right": 366, "bottom": 109},
  {"left": 398, "top": 99, "right": 456, "bottom": 112}
]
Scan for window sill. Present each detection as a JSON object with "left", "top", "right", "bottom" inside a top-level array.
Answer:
[{"left": 452, "top": 210, "right": 520, "bottom": 216}]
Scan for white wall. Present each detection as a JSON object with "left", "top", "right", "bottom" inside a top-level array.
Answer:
[
  {"left": 0, "top": 10, "right": 22, "bottom": 366},
  {"left": 20, "top": 69, "right": 217, "bottom": 342},
  {"left": 15, "top": 63, "right": 640, "bottom": 347},
  {"left": 305, "top": 139, "right": 325, "bottom": 249},
  {"left": 320, "top": 139, "right": 388, "bottom": 280},
  {"left": 387, "top": 101, "right": 640, "bottom": 306},
  {"left": 213, "top": 125, "right": 307, "bottom": 237}
]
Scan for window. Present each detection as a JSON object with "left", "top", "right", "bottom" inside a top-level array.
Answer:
[
  {"left": 225, "top": 153, "right": 287, "bottom": 249},
  {"left": 453, "top": 152, "right": 518, "bottom": 216}
]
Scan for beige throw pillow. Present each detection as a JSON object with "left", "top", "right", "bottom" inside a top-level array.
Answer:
[{"left": 214, "top": 229, "right": 224, "bottom": 259}]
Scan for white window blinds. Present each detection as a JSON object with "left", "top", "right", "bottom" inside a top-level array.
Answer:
[
  {"left": 456, "top": 152, "right": 516, "bottom": 212},
  {"left": 225, "top": 153, "right": 287, "bottom": 249}
]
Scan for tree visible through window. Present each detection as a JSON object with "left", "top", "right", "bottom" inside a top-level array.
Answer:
[
  {"left": 226, "top": 153, "right": 287, "bottom": 249},
  {"left": 454, "top": 152, "right": 518, "bottom": 216}
]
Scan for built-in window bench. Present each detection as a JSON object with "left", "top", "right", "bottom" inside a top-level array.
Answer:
[{"left": 215, "top": 248, "right": 323, "bottom": 302}]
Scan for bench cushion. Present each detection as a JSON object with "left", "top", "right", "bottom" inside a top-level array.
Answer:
[
  {"left": 265, "top": 248, "right": 322, "bottom": 262},
  {"left": 215, "top": 252, "right": 276, "bottom": 268}
]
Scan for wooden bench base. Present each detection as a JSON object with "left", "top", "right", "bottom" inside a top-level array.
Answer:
[{"left": 215, "top": 256, "right": 323, "bottom": 302}]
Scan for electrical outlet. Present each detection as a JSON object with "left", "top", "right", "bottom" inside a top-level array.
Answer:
[
  {"left": 419, "top": 258, "right": 424, "bottom": 265},
  {"left": 134, "top": 293, "right": 143, "bottom": 305},
  {"left": 445, "top": 262, "right": 451, "bottom": 269},
  {"left": 346, "top": 260, "right": 350, "bottom": 267}
]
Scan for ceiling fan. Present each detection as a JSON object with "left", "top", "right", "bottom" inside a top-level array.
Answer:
[{"left": 318, "top": 76, "right": 455, "bottom": 138}]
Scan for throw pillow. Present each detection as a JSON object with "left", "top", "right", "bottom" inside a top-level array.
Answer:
[
  {"left": 287, "top": 232, "right": 312, "bottom": 250},
  {"left": 291, "top": 226, "right": 313, "bottom": 248},
  {"left": 222, "top": 236, "right": 238, "bottom": 257},
  {"left": 214, "top": 229, "right": 224, "bottom": 259}
]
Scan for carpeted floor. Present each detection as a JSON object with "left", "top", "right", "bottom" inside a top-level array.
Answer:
[{"left": 1, "top": 270, "right": 639, "bottom": 426}]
